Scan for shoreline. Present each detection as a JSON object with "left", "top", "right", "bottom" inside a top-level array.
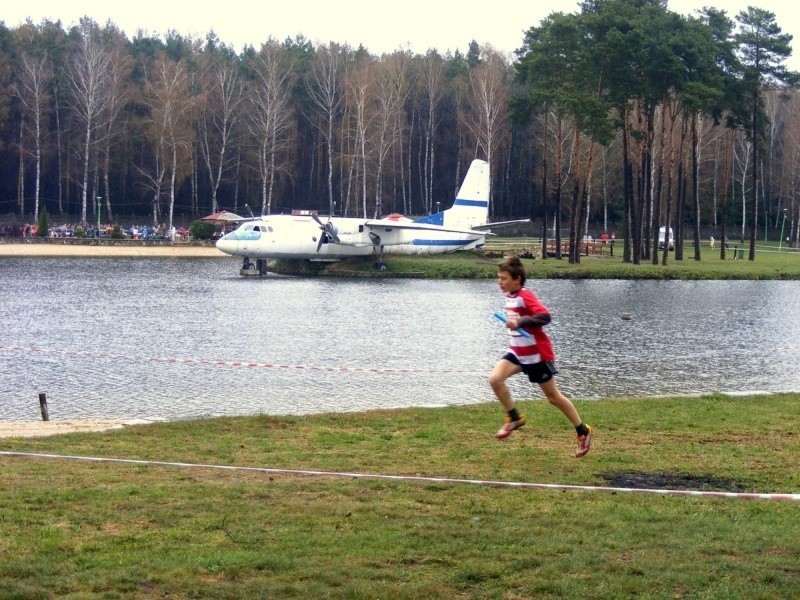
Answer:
[
  {"left": 2, "top": 392, "right": 795, "bottom": 438},
  {"left": 0, "top": 242, "right": 228, "bottom": 258},
  {"left": 0, "top": 419, "right": 155, "bottom": 438}
]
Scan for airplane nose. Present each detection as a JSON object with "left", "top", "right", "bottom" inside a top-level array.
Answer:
[{"left": 216, "top": 234, "right": 238, "bottom": 256}]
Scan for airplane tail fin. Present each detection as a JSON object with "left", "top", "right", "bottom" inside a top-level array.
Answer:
[{"left": 413, "top": 159, "right": 490, "bottom": 229}]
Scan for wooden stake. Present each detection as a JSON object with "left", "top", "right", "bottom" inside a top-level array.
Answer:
[{"left": 38, "top": 392, "right": 49, "bottom": 421}]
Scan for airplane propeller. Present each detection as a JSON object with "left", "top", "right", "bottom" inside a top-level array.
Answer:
[{"left": 311, "top": 213, "right": 340, "bottom": 251}]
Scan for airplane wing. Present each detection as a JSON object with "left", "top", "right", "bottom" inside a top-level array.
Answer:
[
  {"left": 363, "top": 219, "right": 493, "bottom": 237},
  {"left": 470, "top": 218, "right": 532, "bottom": 232}
]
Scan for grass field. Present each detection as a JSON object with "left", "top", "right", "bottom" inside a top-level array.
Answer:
[
  {"left": 2, "top": 240, "right": 798, "bottom": 597},
  {"left": 321, "top": 240, "right": 800, "bottom": 280},
  {"left": 1, "top": 393, "right": 798, "bottom": 598}
]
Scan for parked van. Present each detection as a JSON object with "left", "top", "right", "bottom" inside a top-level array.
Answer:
[{"left": 658, "top": 226, "right": 674, "bottom": 251}]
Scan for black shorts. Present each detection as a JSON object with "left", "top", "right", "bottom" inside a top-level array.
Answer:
[{"left": 503, "top": 353, "right": 559, "bottom": 384}]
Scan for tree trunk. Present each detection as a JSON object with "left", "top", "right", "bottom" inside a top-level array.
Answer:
[
  {"left": 17, "top": 125, "right": 25, "bottom": 217},
  {"left": 749, "top": 91, "right": 758, "bottom": 261},
  {"left": 719, "top": 129, "right": 734, "bottom": 261},
  {"left": 553, "top": 113, "right": 564, "bottom": 260},
  {"left": 621, "top": 102, "right": 633, "bottom": 263},
  {"left": 692, "top": 113, "right": 701, "bottom": 261},
  {"left": 651, "top": 107, "right": 666, "bottom": 265},
  {"left": 674, "top": 115, "right": 689, "bottom": 261},
  {"left": 568, "top": 121, "right": 582, "bottom": 264},
  {"left": 540, "top": 110, "right": 549, "bottom": 261}
]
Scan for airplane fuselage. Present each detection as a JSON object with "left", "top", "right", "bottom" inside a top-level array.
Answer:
[
  {"left": 215, "top": 159, "right": 493, "bottom": 267},
  {"left": 216, "top": 214, "right": 486, "bottom": 260}
]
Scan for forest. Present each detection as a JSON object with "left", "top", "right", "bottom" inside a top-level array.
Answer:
[{"left": 0, "top": 0, "right": 798, "bottom": 263}]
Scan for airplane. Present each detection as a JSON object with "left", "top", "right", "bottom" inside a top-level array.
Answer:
[{"left": 215, "top": 159, "right": 526, "bottom": 275}]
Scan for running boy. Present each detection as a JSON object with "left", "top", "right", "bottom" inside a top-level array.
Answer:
[{"left": 489, "top": 255, "right": 592, "bottom": 457}]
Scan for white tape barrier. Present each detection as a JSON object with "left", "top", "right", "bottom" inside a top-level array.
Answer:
[{"left": 1, "top": 451, "right": 798, "bottom": 502}]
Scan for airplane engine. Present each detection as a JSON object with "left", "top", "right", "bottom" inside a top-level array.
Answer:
[{"left": 312, "top": 214, "right": 340, "bottom": 251}]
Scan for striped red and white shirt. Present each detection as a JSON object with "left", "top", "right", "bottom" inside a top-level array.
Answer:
[{"left": 504, "top": 287, "right": 555, "bottom": 364}]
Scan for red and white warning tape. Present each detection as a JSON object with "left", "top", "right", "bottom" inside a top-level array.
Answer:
[
  {"left": 0, "top": 344, "right": 479, "bottom": 375},
  {"left": 1, "top": 451, "right": 798, "bottom": 501}
]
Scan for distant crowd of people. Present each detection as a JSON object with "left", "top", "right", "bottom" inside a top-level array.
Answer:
[
  {"left": 581, "top": 232, "right": 617, "bottom": 243},
  {"left": 1, "top": 222, "right": 190, "bottom": 240}
]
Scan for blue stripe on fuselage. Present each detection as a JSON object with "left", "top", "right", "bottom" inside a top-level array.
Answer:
[
  {"left": 453, "top": 198, "right": 489, "bottom": 208},
  {"left": 410, "top": 238, "right": 472, "bottom": 246}
]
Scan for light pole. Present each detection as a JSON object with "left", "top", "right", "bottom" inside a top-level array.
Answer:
[
  {"left": 96, "top": 196, "right": 102, "bottom": 233},
  {"left": 778, "top": 208, "right": 788, "bottom": 251}
]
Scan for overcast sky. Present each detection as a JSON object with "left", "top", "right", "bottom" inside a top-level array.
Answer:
[{"left": 4, "top": 1, "right": 800, "bottom": 69}]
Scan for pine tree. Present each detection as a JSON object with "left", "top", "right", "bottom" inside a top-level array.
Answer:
[{"left": 37, "top": 206, "right": 49, "bottom": 237}]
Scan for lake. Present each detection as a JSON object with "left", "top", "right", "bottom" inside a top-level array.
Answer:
[{"left": 1, "top": 257, "right": 798, "bottom": 422}]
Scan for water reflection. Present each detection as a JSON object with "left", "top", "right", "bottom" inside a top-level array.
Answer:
[{"left": 1, "top": 257, "right": 798, "bottom": 421}]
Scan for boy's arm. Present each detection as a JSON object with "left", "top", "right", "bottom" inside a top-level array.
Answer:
[
  {"left": 518, "top": 289, "right": 552, "bottom": 328},
  {"left": 517, "top": 313, "right": 551, "bottom": 328}
]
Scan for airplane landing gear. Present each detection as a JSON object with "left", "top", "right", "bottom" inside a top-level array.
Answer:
[
  {"left": 371, "top": 242, "right": 387, "bottom": 271},
  {"left": 240, "top": 257, "right": 268, "bottom": 276}
]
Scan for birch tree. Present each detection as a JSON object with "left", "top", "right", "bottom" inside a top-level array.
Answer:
[
  {"left": 307, "top": 43, "right": 345, "bottom": 214},
  {"left": 733, "top": 132, "right": 752, "bottom": 242},
  {"left": 11, "top": 38, "right": 52, "bottom": 220},
  {"left": 65, "top": 17, "right": 113, "bottom": 224},
  {"left": 344, "top": 56, "right": 374, "bottom": 218},
  {"left": 249, "top": 41, "right": 294, "bottom": 216},
  {"left": 371, "top": 52, "right": 410, "bottom": 217},
  {"left": 466, "top": 46, "right": 509, "bottom": 212},
  {"left": 42, "top": 20, "right": 71, "bottom": 216},
  {"left": 144, "top": 54, "right": 194, "bottom": 229},
  {"left": 419, "top": 51, "right": 444, "bottom": 213},
  {"left": 97, "top": 29, "right": 131, "bottom": 223},
  {"left": 197, "top": 51, "right": 242, "bottom": 213}
]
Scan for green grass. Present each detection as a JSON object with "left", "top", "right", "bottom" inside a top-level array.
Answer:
[
  {"left": 319, "top": 241, "right": 800, "bottom": 280},
  {"left": 1, "top": 393, "right": 798, "bottom": 598}
]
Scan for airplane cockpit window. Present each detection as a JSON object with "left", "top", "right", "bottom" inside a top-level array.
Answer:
[{"left": 236, "top": 223, "right": 261, "bottom": 240}]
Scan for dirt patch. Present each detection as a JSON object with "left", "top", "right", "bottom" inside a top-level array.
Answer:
[{"left": 600, "top": 471, "right": 749, "bottom": 493}]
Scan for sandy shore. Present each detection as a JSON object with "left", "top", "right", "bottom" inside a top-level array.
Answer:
[
  {"left": 0, "top": 419, "right": 155, "bottom": 438},
  {"left": 0, "top": 242, "right": 228, "bottom": 258}
]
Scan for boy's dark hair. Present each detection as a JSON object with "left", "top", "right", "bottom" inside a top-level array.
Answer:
[{"left": 498, "top": 255, "right": 526, "bottom": 286}]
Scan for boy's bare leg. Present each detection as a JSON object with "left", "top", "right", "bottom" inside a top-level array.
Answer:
[
  {"left": 488, "top": 359, "right": 521, "bottom": 411},
  {"left": 538, "top": 378, "right": 582, "bottom": 426}
]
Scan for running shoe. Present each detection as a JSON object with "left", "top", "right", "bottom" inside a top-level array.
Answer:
[
  {"left": 495, "top": 414, "right": 526, "bottom": 440},
  {"left": 575, "top": 425, "right": 593, "bottom": 457}
]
